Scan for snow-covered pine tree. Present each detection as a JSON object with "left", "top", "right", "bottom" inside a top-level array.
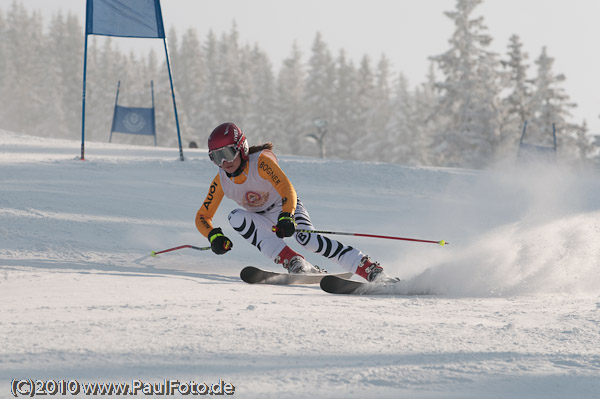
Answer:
[
  {"left": 574, "top": 121, "right": 594, "bottom": 163},
  {"left": 528, "top": 46, "right": 588, "bottom": 160},
  {"left": 2, "top": 2, "right": 46, "bottom": 135},
  {"left": 197, "top": 30, "right": 222, "bottom": 139},
  {"left": 356, "top": 55, "right": 393, "bottom": 162},
  {"left": 502, "top": 35, "right": 531, "bottom": 126},
  {"left": 351, "top": 55, "right": 378, "bottom": 160},
  {"left": 303, "top": 32, "right": 335, "bottom": 157},
  {"left": 217, "top": 24, "right": 247, "bottom": 127},
  {"left": 35, "top": 11, "right": 67, "bottom": 137},
  {"left": 384, "top": 73, "right": 424, "bottom": 165},
  {"left": 429, "top": 0, "right": 503, "bottom": 168},
  {"left": 177, "top": 28, "right": 205, "bottom": 145},
  {"left": 331, "top": 50, "right": 360, "bottom": 159},
  {"left": 499, "top": 34, "right": 533, "bottom": 158},
  {"left": 57, "top": 12, "right": 84, "bottom": 138},
  {"left": 243, "top": 45, "right": 278, "bottom": 148},
  {"left": 276, "top": 42, "right": 306, "bottom": 154},
  {"left": 370, "top": 55, "right": 393, "bottom": 137},
  {"left": 412, "top": 63, "right": 439, "bottom": 165}
]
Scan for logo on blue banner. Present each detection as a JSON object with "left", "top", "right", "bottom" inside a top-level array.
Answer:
[{"left": 122, "top": 111, "right": 146, "bottom": 133}]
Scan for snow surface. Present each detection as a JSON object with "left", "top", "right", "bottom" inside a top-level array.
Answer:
[{"left": 1, "top": 130, "right": 599, "bottom": 398}]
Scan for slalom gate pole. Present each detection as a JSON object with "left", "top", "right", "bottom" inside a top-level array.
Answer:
[
  {"left": 151, "top": 244, "right": 211, "bottom": 257},
  {"left": 294, "top": 229, "right": 449, "bottom": 246}
]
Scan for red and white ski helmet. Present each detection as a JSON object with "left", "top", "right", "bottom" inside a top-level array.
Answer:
[{"left": 207, "top": 122, "right": 249, "bottom": 164}]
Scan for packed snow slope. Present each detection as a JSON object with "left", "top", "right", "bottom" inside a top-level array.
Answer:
[{"left": 1, "top": 130, "right": 599, "bottom": 398}]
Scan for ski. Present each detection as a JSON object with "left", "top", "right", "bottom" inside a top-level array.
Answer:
[
  {"left": 319, "top": 275, "right": 366, "bottom": 294},
  {"left": 320, "top": 275, "right": 427, "bottom": 295},
  {"left": 240, "top": 266, "right": 352, "bottom": 285}
]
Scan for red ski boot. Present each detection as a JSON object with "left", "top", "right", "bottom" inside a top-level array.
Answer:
[
  {"left": 275, "top": 246, "right": 319, "bottom": 274},
  {"left": 355, "top": 255, "right": 394, "bottom": 282}
]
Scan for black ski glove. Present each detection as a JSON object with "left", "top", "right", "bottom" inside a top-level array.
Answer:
[
  {"left": 208, "top": 227, "right": 232, "bottom": 255},
  {"left": 275, "top": 212, "right": 296, "bottom": 238}
]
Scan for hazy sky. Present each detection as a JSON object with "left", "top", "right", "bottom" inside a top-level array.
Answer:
[{"left": 8, "top": 0, "right": 600, "bottom": 135}]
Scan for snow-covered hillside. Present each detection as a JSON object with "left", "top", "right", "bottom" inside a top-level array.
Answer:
[{"left": 1, "top": 130, "right": 599, "bottom": 398}]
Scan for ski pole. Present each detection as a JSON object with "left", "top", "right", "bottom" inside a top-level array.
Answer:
[
  {"left": 294, "top": 228, "right": 449, "bottom": 246},
  {"left": 150, "top": 244, "right": 211, "bottom": 257}
]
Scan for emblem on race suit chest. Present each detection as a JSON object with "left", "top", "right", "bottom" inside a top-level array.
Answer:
[{"left": 244, "top": 191, "right": 269, "bottom": 208}]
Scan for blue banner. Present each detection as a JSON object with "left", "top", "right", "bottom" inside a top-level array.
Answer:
[
  {"left": 111, "top": 106, "right": 155, "bottom": 136},
  {"left": 86, "top": 0, "right": 165, "bottom": 38}
]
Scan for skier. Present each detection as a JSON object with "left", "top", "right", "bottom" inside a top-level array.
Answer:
[{"left": 196, "top": 122, "right": 392, "bottom": 282}]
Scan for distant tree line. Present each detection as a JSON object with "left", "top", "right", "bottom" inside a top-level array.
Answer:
[{"left": 0, "top": 0, "right": 593, "bottom": 168}]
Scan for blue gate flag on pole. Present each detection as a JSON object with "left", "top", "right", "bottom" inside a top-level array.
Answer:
[
  {"left": 86, "top": 0, "right": 165, "bottom": 38},
  {"left": 81, "top": 0, "right": 184, "bottom": 161},
  {"left": 112, "top": 106, "right": 155, "bottom": 136},
  {"left": 109, "top": 80, "right": 157, "bottom": 146}
]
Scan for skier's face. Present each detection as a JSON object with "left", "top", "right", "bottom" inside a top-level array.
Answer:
[{"left": 221, "top": 152, "right": 241, "bottom": 174}]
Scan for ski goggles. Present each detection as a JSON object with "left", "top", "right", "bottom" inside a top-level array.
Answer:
[{"left": 209, "top": 145, "right": 239, "bottom": 166}]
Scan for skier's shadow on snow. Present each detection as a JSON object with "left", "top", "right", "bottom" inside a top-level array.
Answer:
[{"left": 1, "top": 258, "right": 240, "bottom": 284}]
